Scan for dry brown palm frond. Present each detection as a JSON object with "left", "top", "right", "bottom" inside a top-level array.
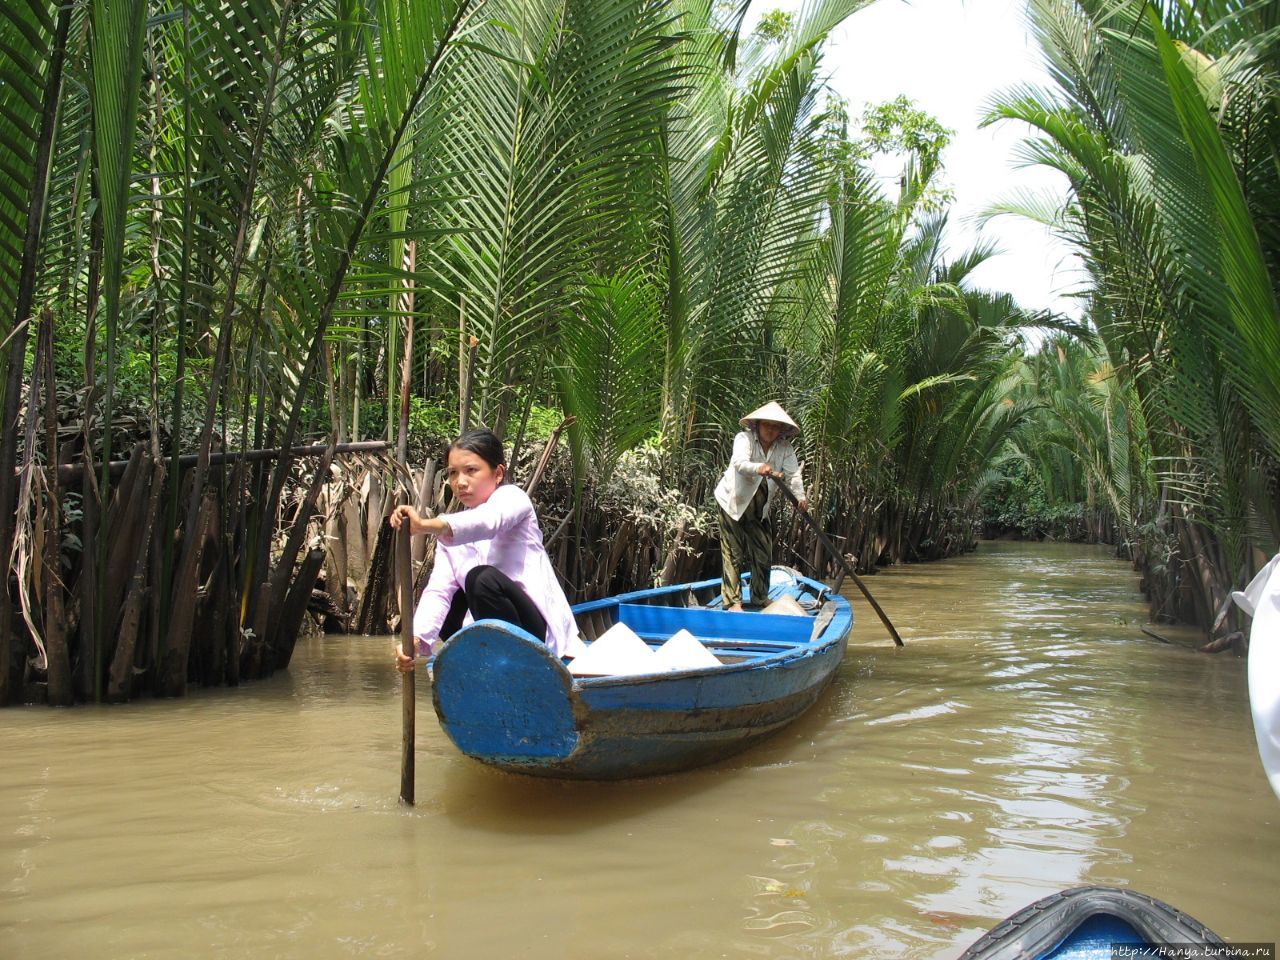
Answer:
[{"left": 11, "top": 462, "right": 46, "bottom": 671}]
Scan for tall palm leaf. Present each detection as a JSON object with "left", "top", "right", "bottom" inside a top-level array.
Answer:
[
  {"left": 0, "top": 0, "right": 70, "bottom": 701},
  {"left": 414, "top": 0, "right": 685, "bottom": 441},
  {"left": 556, "top": 270, "right": 664, "bottom": 482}
]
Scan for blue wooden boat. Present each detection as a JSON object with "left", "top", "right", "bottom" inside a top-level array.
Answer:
[
  {"left": 959, "top": 886, "right": 1224, "bottom": 960},
  {"left": 430, "top": 567, "right": 852, "bottom": 779}
]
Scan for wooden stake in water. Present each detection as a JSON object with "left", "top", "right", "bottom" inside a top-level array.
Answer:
[{"left": 397, "top": 525, "right": 415, "bottom": 804}]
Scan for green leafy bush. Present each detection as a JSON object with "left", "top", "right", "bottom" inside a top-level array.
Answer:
[{"left": 981, "top": 460, "right": 1087, "bottom": 541}]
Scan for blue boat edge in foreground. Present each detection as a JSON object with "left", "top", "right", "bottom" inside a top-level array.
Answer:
[
  {"left": 958, "top": 886, "right": 1225, "bottom": 960},
  {"left": 430, "top": 568, "right": 853, "bottom": 780}
]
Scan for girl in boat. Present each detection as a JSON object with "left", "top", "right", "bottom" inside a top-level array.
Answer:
[
  {"left": 390, "top": 429, "right": 578, "bottom": 670},
  {"left": 714, "top": 402, "right": 809, "bottom": 611}
]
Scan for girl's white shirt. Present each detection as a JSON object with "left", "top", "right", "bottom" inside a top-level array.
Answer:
[{"left": 412, "top": 484, "right": 578, "bottom": 657}]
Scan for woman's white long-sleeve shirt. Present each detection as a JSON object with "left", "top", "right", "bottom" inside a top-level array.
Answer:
[
  {"left": 713, "top": 430, "right": 806, "bottom": 521},
  {"left": 412, "top": 485, "right": 578, "bottom": 656}
]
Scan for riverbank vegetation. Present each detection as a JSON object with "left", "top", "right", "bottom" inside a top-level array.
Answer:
[
  {"left": 981, "top": 0, "right": 1279, "bottom": 641},
  {"left": 1, "top": 0, "right": 1275, "bottom": 703}
]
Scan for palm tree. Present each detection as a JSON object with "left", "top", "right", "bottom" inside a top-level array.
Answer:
[
  {"left": 1, "top": 0, "right": 1084, "bottom": 703},
  {"left": 0, "top": 0, "right": 477, "bottom": 702},
  {"left": 984, "top": 0, "right": 1280, "bottom": 634}
]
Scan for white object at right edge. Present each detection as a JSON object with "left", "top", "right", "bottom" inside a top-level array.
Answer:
[{"left": 1233, "top": 553, "right": 1280, "bottom": 802}]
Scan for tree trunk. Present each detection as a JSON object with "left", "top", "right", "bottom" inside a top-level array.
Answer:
[
  {"left": 412, "top": 461, "right": 437, "bottom": 564},
  {"left": 323, "top": 497, "right": 351, "bottom": 627},
  {"left": 102, "top": 443, "right": 150, "bottom": 634},
  {"left": 273, "top": 547, "right": 326, "bottom": 671},
  {"left": 74, "top": 446, "right": 100, "bottom": 700},
  {"left": 157, "top": 490, "right": 218, "bottom": 696},
  {"left": 357, "top": 520, "right": 395, "bottom": 635},
  {"left": 264, "top": 444, "right": 334, "bottom": 653},
  {"left": 657, "top": 517, "right": 688, "bottom": 587},
  {"left": 245, "top": 579, "right": 274, "bottom": 679}
]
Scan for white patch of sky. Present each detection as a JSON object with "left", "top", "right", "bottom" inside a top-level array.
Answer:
[{"left": 745, "top": 0, "right": 1090, "bottom": 319}]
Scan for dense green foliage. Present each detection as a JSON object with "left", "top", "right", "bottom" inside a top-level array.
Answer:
[
  {"left": 1, "top": 0, "right": 1276, "bottom": 705},
  {"left": 983, "top": 0, "right": 1280, "bottom": 629},
  {"left": 1, "top": 0, "right": 1040, "bottom": 551},
  {"left": 982, "top": 460, "right": 1088, "bottom": 542}
]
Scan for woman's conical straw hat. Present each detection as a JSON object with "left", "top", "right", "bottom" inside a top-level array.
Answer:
[{"left": 740, "top": 401, "right": 799, "bottom": 436}]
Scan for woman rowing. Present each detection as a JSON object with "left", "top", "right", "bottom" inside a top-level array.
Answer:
[
  {"left": 713, "top": 402, "right": 808, "bottom": 611},
  {"left": 390, "top": 428, "right": 577, "bottom": 670}
]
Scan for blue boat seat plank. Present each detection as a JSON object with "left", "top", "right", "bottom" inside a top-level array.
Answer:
[
  {"left": 695, "top": 639, "right": 798, "bottom": 649},
  {"left": 617, "top": 604, "right": 813, "bottom": 645},
  {"left": 630, "top": 639, "right": 795, "bottom": 657}
]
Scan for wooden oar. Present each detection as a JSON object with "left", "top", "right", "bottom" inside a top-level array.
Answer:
[
  {"left": 767, "top": 475, "right": 904, "bottom": 647},
  {"left": 396, "top": 523, "right": 416, "bottom": 804}
]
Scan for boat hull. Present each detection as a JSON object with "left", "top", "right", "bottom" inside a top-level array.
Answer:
[
  {"left": 959, "top": 886, "right": 1224, "bottom": 960},
  {"left": 431, "top": 571, "right": 852, "bottom": 779}
]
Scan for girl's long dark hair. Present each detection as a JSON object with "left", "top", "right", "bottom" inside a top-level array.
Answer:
[{"left": 448, "top": 428, "right": 506, "bottom": 472}]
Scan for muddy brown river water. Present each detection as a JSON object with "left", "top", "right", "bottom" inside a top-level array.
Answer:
[{"left": 3, "top": 541, "right": 1277, "bottom": 958}]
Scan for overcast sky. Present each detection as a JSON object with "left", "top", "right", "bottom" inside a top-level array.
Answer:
[{"left": 750, "top": 0, "right": 1088, "bottom": 319}]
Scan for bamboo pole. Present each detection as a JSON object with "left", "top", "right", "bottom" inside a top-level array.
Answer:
[
  {"left": 396, "top": 524, "right": 415, "bottom": 805},
  {"left": 459, "top": 335, "right": 479, "bottom": 434},
  {"left": 524, "top": 416, "right": 576, "bottom": 499},
  {"left": 390, "top": 233, "right": 426, "bottom": 786}
]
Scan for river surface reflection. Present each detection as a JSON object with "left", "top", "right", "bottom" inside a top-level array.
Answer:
[{"left": 3, "top": 541, "right": 1277, "bottom": 958}]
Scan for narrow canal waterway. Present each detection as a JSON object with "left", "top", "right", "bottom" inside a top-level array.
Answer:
[{"left": 3, "top": 541, "right": 1277, "bottom": 958}]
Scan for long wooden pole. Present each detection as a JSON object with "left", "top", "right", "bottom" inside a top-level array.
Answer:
[
  {"left": 768, "top": 476, "right": 904, "bottom": 647},
  {"left": 459, "top": 334, "right": 480, "bottom": 433},
  {"left": 396, "top": 524, "right": 415, "bottom": 804},
  {"left": 524, "top": 415, "right": 576, "bottom": 498}
]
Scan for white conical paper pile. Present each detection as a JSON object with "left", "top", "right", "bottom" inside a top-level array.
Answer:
[
  {"left": 567, "top": 624, "right": 723, "bottom": 677},
  {"left": 563, "top": 633, "right": 589, "bottom": 660},
  {"left": 567, "top": 621, "right": 658, "bottom": 676},
  {"left": 653, "top": 629, "right": 722, "bottom": 671}
]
